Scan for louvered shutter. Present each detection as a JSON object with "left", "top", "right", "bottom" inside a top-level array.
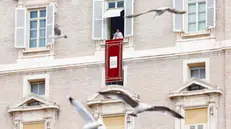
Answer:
[
  {"left": 173, "top": 0, "right": 184, "bottom": 32},
  {"left": 92, "top": 0, "right": 104, "bottom": 40},
  {"left": 124, "top": 0, "right": 134, "bottom": 37},
  {"left": 206, "top": 0, "right": 216, "bottom": 28},
  {"left": 46, "top": 2, "right": 56, "bottom": 45},
  {"left": 15, "top": 7, "right": 27, "bottom": 48}
]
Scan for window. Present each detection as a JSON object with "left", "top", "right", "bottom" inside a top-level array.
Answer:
[
  {"left": 173, "top": 0, "right": 215, "bottom": 33},
  {"left": 30, "top": 81, "right": 45, "bottom": 95},
  {"left": 189, "top": 62, "right": 205, "bottom": 79},
  {"left": 103, "top": 115, "right": 125, "bottom": 129},
  {"left": 92, "top": 0, "right": 134, "bottom": 40},
  {"left": 185, "top": 108, "right": 207, "bottom": 129},
  {"left": 29, "top": 9, "right": 47, "bottom": 48}
]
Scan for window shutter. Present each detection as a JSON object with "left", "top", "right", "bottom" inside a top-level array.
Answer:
[
  {"left": 15, "top": 7, "right": 26, "bottom": 48},
  {"left": 46, "top": 2, "right": 56, "bottom": 46},
  {"left": 206, "top": 0, "right": 216, "bottom": 28},
  {"left": 173, "top": 0, "right": 184, "bottom": 32},
  {"left": 124, "top": 0, "right": 134, "bottom": 37},
  {"left": 92, "top": 0, "right": 104, "bottom": 40}
]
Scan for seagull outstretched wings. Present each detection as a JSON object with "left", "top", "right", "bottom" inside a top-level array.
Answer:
[
  {"left": 98, "top": 90, "right": 184, "bottom": 119},
  {"left": 69, "top": 97, "right": 106, "bottom": 129},
  {"left": 126, "top": 7, "right": 186, "bottom": 18}
]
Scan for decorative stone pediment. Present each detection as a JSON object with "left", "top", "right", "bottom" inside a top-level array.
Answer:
[
  {"left": 8, "top": 93, "right": 59, "bottom": 113},
  {"left": 168, "top": 77, "right": 222, "bottom": 99}
]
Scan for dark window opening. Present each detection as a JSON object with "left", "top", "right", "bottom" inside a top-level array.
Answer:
[
  {"left": 109, "top": 10, "right": 124, "bottom": 39},
  {"left": 106, "top": 69, "right": 124, "bottom": 86},
  {"left": 187, "top": 84, "right": 205, "bottom": 91}
]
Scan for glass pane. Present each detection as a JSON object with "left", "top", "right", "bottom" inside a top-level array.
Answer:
[
  {"left": 30, "top": 30, "right": 37, "bottom": 38},
  {"left": 199, "top": 12, "right": 206, "bottom": 21},
  {"left": 39, "top": 29, "right": 46, "bottom": 38},
  {"left": 191, "top": 69, "right": 199, "bottom": 78},
  {"left": 39, "top": 83, "right": 45, "bottom": 95},
  {"left": 198, "top": 22, "right": 206, "bottom": 31},
  {"left": 190, "top": 125, "right": 195, "bottom": 129},
  {"left": 39, "top": 20, "right": 46, "bottom": 28},
  {"left": 40, "top": 10, "right": 46, "bottom": 17},
  {"left": 108, "top": 2, "right": 115, "bottom": 8},
  {"left": 188, "top": 3, "right": 196, "bottom": 13},
  {"left": 198, "top": 125, "right": 203, "bottom": 129},
  {"left": 30, "top": 39, "right": 37, "bottom": 48},
  {"left": 30, "top": 11, "right": 38, "bottom": 18},
  {"left": 188, "top": 13, "right": 196, "bottom": 23},
  {"left": 200, "top": 68, "right": 206, "bottom": 79},
  {"left": 117, "top": 1, "right": 124, "bottom": 8},
  {"left": 39, "top": 38, "right": 46, "bottom": 47},
  {"left": 30, "top": 21, "right": 37, "bottom": 29},
  {"left": 199, "top": 2, "right": 206, "bottom": 12},
  {"left": 188, "top": 23, "right": 196, "bottom": 32},
  {"left": 31, "top": 84, "right": 38, "bottom": 94}
]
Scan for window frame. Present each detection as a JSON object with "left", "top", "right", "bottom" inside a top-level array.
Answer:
[
  {"left": 30, "top": 81, "right": 46, "bottom": 95},
  {"left": 190, "top": 66, "right": 206, "bottom": 79},
  {"left": 107, "top": 0, "right": 124, "bottom": 9},
  {"left": 28, "top": 8, "right": 47, "bottom": 48},
  {"left": 186, "top": 123, "right": 207, "bottom": 129}
]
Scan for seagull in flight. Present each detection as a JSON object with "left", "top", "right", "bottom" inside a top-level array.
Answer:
[
  {"left": 98, "top": 90, "right": 184, "bottom": 119},
  {"left": 69, "top": 97, "right": 106, "bottom": 129},
  {"left": 49, "top": 24, "right": 67, "bottom": 40},
  {"left": 126, "top": 7, "right": 186, "bottom": 19}
]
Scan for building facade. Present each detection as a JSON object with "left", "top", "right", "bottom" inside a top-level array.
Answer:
[{"left": 0, "top": 0, "right": 230, "bottom": 129}]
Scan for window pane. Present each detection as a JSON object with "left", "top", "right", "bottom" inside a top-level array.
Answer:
[
  {"left": 39, "top": 83, "right": 45, "bottom": 95},
  {"left": 199, "top": 2, "right": 206, "bottom": 12},
  {"left": 198, "top": 22, "right": 206, "bottom": 31},
  {"left": 39, "top": 38, "right": 46, "bottom": 47},
  {"left": 117, "top": 1, "right": 124, "bottom": 8},
  {"left": 30, "top": 11, "right": 38, "bottom": 18},
  {"left": 188, "top": 4, "right": 196, "bottom": 13},
  {"left": 39, "top": 20, "right": 46, "bottom": 28},
  {"left": 191, "top": 69, "right": 199, "bottom": 78},
  {"left": 30, "top": 30, "right": 37, "bottom": 38},
  {"left": 30, "top": 39, "right": 37, "bottom": 48},
  {"left": 40, "top": 10, "right": 46, "bottom": 17},
  {"left": 188, "top": 13, "right": 196, "bottom": 23},
  {"left": 30, "top": 21, "right": 37, "bottom": 29},
  {"left": 39, "top": 29, "right": 46, "bottom": 38},
  {"left": 199, "top": 12, "right": 206, "bottom": 21},
  {"left": 190, "top": 125, "right": 195, "bottom": 129},
  {"left": 200, "top": 68, "right": 206, "bottom": 79},
  {"left": 31, "top": 84, "right": 38, "bottom": 94},
  {"left": 109, "top": 2, "right": 115, "bottom": 8},
  {"left": 198, "top": 125, "right": 203, "bottom": 129},
  {"left": 188, "top": 23, "right": 196, "bottom": 32}
]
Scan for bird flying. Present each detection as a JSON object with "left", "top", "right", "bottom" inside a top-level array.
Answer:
[
  {"left": 125, "top": 7, "right": 186, "bottom": 19},
  {"left": 98, "top": 90, "right": 184, "bottom": 119},
  {"left": 69, "top": 97, "right": 106, "bottom": 129}
]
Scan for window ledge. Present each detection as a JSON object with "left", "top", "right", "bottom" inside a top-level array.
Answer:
[
  {"left": 181, "top": 30, "right": 210, "bottom": 38},
  {"left": 22, "top": 47, "right": 50, "bottom": 54}
]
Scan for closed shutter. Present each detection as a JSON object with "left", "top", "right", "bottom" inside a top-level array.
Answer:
[
  {"left": 92, "top": 0, "right": 104, "bottom": 40},
  {"left": 185, "top": 108, "right": 208, "bottom": 125},
  {"left": 103, "top": 115, "right": 125, "bottom": 129},
  {"left": 124, "top": 0, "right": 134, "bottom": 37},
  {"left": 206, "top": 0, "right": 216, "bottom": 28},
  {"left": 46, "top": 2, "right": 56, "bottom": 45},
  {"left": 15, "top": 7, "right": 27, "bottom": 48},
  {"left": 23, "top": 122, "right": 45, "bottom": 129},
  {"left": 173, "top": 0, "right": 184, "bottom": 32}
]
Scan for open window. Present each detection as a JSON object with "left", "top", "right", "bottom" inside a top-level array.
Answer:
[{"left": 92, "top": 0, "right": 134, "bottom": 40}]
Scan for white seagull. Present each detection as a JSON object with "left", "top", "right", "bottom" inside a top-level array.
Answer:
[
  {"left": 49, "top": 24, "right": 67, "bottom": 40},
  {"left": 69, "top": 97, "right": 106, "bottom": 129},
  {"left": 98, "top": 90, "right": 184, "bottom": 119},
  {"left": 126, "top": 7, "right": 186, "bottom": 19}
]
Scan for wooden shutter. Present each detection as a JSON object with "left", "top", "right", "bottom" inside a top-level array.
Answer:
[
  {"left": 103, "top": 115, "right": 125, "bottom": 129},
  {"left": 124, "top": 0, "right": 134, "bottom": 37},
  {"left": 206, "top": 0, "right": 216, "bottom": 28},
  {"left": 15, "top": 7, "right": 27, "bottom": 48},
  {"left": 23, "top": 122, "right": 45, "bottom": 129},
  {"left": 185, "top": 108, "right": 208, "bottom": 125},
  {"left": 92, "top": 0, "right": 104, "bottom": 40},
  {"left": 46, "top": 2, "right": 56, "bottom": 45},
  {"left": 173, "top": 0, "right": 184, "bottom": 32}
]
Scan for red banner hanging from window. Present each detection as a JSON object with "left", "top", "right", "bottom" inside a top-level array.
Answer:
[{"left": 105, "top": 38, "right": 123, "bottom": 83}]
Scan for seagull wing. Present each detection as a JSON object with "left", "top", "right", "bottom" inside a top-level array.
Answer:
[
  {"left": 69, "top": 97, "right": 96, "bottom": 123},
  {"left": 166, "top": 8, "right": 187, "bottom": 14},
  {"left": 125, "top": 9, "right": 158, "bottom": 18},
  {"left": 146, "top": 106, "right": 184, "bottom": 119},
  {"left": 98, "top": 90, "right": 139, "bottom": 108}
]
